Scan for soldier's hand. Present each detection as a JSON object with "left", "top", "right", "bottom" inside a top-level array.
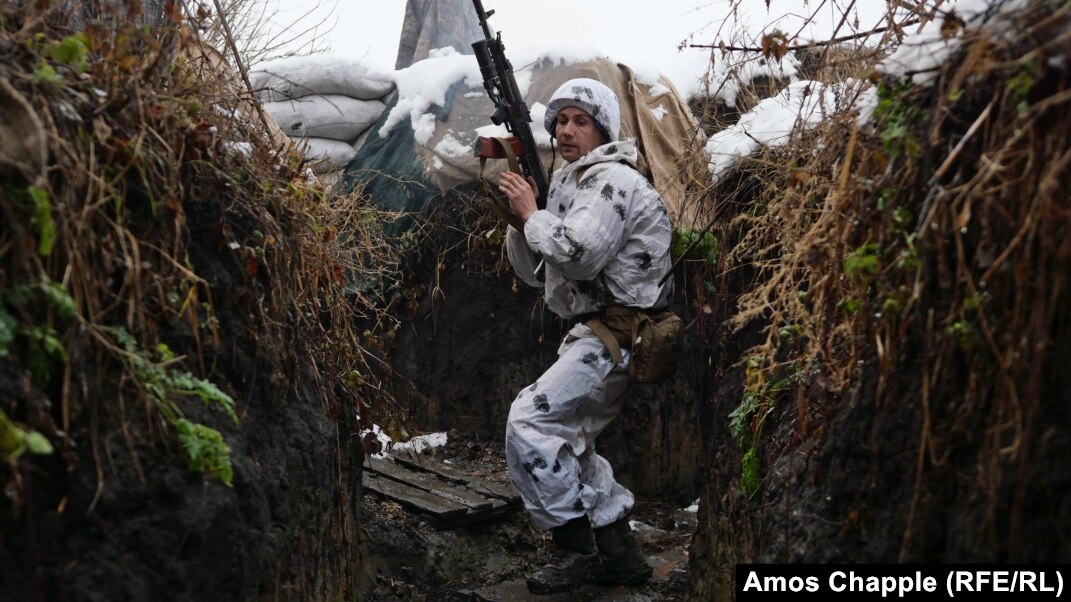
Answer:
[{"left": 498, "top": 171, "right": 537, "bottom": 222}]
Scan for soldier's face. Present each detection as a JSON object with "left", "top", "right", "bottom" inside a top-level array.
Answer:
[{"left": 555, "top": 107, "right": 604, "bottom": 162}]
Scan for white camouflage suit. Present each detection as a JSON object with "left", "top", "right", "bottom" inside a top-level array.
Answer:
[{"left": 504, "top": 78, "right": 673, "bottom": 530}]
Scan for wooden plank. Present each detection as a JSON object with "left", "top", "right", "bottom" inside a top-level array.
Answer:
[
  {"left": 389, "top": 455, "right": 521, "bottom": 504},
  {"left": 364, "top": 456, "right": 495, "bottom": 511},
  {"left": 362, "top": 472, "right": 469, "bottom": 519},
  {"left": 362, "top": 472, "right": 514, "bottom": 529},
  {"left": 436, "top": 504, "right": 515, "bottom": 529},
  {"left": 463, "top": 480, "right": 520, "bottom": 506},
  {"left": 362, "top": 454, "right": 522, "bottom": 529}
]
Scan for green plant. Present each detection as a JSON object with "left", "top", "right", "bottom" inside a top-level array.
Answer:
[
  {"left": 0, "top": 409, "right": 54, "bottom": 462},
  {"left": 777, "top": 322, "right": 803, "bottom": 344},
  {"left": 27, "top": 185, "right": 56, "bottom": 256},
  {"left": 895, "top": 234, "right": 921, "bottom": 271},
  {"left": 0, "top": 277, "right": 77, "bottom": 379},
  {"left": 874, "top": 81, "right": 924, "bottom": 159},
  {"left": 173, "top": 418, "right": 233, "bottom": 485},
  {"left": 112, "top": 327, "right": 237, "bottom": 485},
  {"left": 876, "top": 188, "right": 895, "bottom": 210},
  {"left": 881, "top": 295, "right": 903, "bottom": 317},
  {"left": 740, "top": 448, "right": 760, "bottom": 494},
  {"left": 948, "top": 320, "right": 973, "bottom": 351},
  {"left": 843, "top": 242, "right": 879, "bottom": 279},
  {"left": 1009, "top": 59, "right": 1039, "bottom": 116},
  {"left": 728, "top": 356, "right": 793, "bottom": 496},
  {"left": 0, "top": 306, "right": 15, "bottom": 356},
  {"left": 24, "top": 325, "right": 67, "bottom": 382},
  {"left": 963, "top": 294, "right": 984, "bottom": 311},
  {"left": 32, "top": 61, "right": 62, "bottom": 86},
  {"left": 39, "top": 278, "right": 76, "bottom": 319},
  {"left": 344, "top": 369, "right": 365, "bottom": 389},
  {"left": 837, "top": 297, "right": 863, "bottom": 316},
  {"left": 44, "top": 33, "right": 90, "bottom": 74},
  {"left": 672, "top": 227, "right": 718, "bottom": 267}
]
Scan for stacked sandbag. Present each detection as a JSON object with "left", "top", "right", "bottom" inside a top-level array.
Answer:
[
  {"left": 250, "top": 55, "right": 395, "bottom": 177},
  {"left": 346, "top": 50, "right": 706, "bottom": 228}
]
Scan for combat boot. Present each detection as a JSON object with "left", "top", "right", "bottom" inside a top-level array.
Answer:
[
  {"left": 587, "top": 518, "right": 653, "bottom": 586},
  {"left": 551, "top": 515, "right": 595, "bottom": 554},
  {"left": 525, "top": 516, "right": 599, "bottom": 594}
]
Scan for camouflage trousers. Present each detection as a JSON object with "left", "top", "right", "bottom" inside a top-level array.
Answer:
[{"left": 505, "top": 324, "right": 635, "bottom": 530}]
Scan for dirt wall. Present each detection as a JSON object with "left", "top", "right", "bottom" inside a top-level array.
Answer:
[{"left": 387, "top": 197, "right": 706, "bottom": 505}]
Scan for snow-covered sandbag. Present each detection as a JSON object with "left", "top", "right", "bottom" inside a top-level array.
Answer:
[
  {"left": 298, "top": 137, "right": 358, "bottom": 173},
  {"left": 263, "top": 94, "right": 386, "bottom": 142},
  {"left": 346, "top": 52, "right": 705, "bottom": 225},
  {"left": 250, "top": 55, "right": 395, "bottom": 102}
]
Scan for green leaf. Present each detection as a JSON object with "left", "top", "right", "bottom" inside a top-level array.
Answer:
[
  {"left": 28, "top": 185, "right": 56, "bottom": 256},
  {"left": 170, "top": 372, "right": 237, "bottom": 425},
  {"left": 843, "top": 243, "right": 879, "bottom": 277},
  {"left": 174, "top": 418, "right": 233, "bottom": 486},
  {"left": 33, "top": 62, "right": 63, "bottom": 86},
  {"left": 40, "top": 329, "right": 68, "bottom": 363},
  {"left": 741, "top": 447, "right": 761, "bottom": 495},
  {"left": 728, "top": 392, "right": 760, "bottom": 444},
  {"left": 40, "top": 278, "right": 76, "bottom": 320},
  {"left": 0, "top": 410, "right": 26, "bottom": 456},
  {"left": 837, "top": 297, "right": 863, "bottom": 316},
  {"left": 0, "top": 306, "right": 15, "bottom": 357},
  {"left": 24, "top": 326, "right": 67, "bottom": 382},
  {"left": 23, "top": 431, "right": 54, "bottom": 455},
  {"left": 344, "top": 369, "right": 365, "bottom": 388},
  {"left": 671, "top": 228, "right": 718, "bottom": 265},
  {"left": 49, "top": 34, "right": 90, "bottom": 73},
  {"left": 112, "top": 326, "right": 136, "bottom": 352}
]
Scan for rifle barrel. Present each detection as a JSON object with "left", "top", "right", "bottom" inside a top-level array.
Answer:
[
  {"left": 472, "top": 0, "right": 495, "bottom": 41},
  {"left": 470, "top": 0, "right": 549, "bottom": 209}
]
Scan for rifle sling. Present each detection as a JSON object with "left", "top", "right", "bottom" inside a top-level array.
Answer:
[
  {"left": 478, "top": 137, "right": 526, "bottom": 232},
  {"left": 583, "top": 303, "right": 640, "bottom": 366}
]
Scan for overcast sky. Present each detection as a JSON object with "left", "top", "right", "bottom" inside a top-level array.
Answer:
[{"left": 261, "top": 0, "right": 891, "bottom": 92}]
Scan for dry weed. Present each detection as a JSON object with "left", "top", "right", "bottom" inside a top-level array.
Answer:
[
  {"left": 697, "top": 0, "right": 1071, "bottom": 558},
  {"left": 0, "top": 0, "right": 403, "bottom": 514}
]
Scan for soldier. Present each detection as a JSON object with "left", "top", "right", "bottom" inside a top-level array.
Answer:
[{"left": 497, "top": 77, "right": 673, "bottom": 594}]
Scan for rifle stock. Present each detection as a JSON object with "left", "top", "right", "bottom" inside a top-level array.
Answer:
[{"left": 470, "top": 0, "right": 548, "bottom": 210}]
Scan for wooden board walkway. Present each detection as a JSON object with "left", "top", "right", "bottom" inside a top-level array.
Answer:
[{"left": 362, "top": 453, "right": 521, "bottom": 529}]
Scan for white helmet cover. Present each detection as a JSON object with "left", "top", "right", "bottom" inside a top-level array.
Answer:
[{"left": 543, "top": 78, "right": 621, "bottom": 143}]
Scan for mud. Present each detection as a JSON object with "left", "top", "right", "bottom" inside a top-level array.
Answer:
[{"left": 360, "top": 432, "right": 697, "bottom": 601}]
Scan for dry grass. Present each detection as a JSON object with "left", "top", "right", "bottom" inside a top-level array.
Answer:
[
  {"left": 0, "top": 0, "right": 404, "bottom": 512},
  {"left": 691, "top": 0, "right": 1071, "bottom": 558}
]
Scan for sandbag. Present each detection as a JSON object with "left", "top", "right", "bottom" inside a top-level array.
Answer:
[
  {"left": 343, "top": 52, "right": 708, "bottom": 236},
  {"left": 250, "top": 55, "right": 395, "bottom": 102},
  {"left": 263, "top": 94, "right": 385, "bottom": 142},
  {"left": 352, "top": 127, "right": 374, "bottom": 155},
  {"left": 179, "top": 38, "right": 292, "bottom": 153},
  {"left": 299, "top": 137, "right": 358, "bottom": 173},
  {"left": 379, "top": 54, "right": 705, "bottom": 223}
]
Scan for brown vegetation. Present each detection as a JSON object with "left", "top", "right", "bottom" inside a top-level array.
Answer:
[
  {"left": 4, "top": 0, "right": 1070, "bottom": 600},
  {"left": 0, "top": 1, "right": 407, "bottom": 598},
  {"left": 687, "top": 1, "right": 1071, "bottom": 597}
]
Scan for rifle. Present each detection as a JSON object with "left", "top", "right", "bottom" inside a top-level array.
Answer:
[{"left": 470, "top": 0, "right": 548, "bottom": 210}]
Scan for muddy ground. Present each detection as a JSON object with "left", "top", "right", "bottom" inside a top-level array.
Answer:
[{"left": 360, "top": 430, "right": 697, "bottom": 602}]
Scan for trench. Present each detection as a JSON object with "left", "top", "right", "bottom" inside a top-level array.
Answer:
[{"left": 356, "top": 209, "right": 712, "bottom": 599}]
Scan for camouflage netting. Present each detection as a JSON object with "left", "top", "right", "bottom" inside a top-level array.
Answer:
[{"left": 342, "top": 55, "right": 709, "bottom": 234}]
